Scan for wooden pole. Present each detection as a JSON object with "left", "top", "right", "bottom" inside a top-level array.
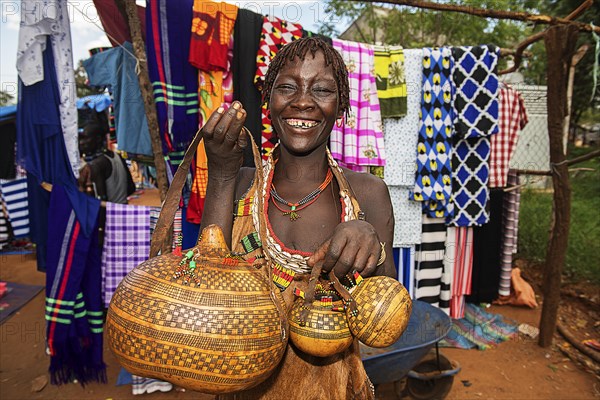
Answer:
[
  {"left": 119, "top": 0, "right": 169, "bottom": 205},
  {"left": 354, "top": 0, "right": 599, "bottom": 33},
  {"left": 538, "top": 25, "right": 578, "bottom": 348}
]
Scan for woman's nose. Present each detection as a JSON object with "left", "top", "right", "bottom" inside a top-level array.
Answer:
[{"left": 290, "top": 88, "right": 315, "bottom": 110}]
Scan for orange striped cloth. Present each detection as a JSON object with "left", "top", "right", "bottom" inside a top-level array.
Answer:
[{"left": 187, "top": 0, "right": 237, "bottom": 224}]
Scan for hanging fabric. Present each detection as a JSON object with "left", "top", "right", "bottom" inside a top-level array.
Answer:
[
  {"left": 498, "top": 171, "right": 521, "bottom": 297},
  {"left": 382, "top": 49, "right": 423, "bottom": 187},
  {"left": 467, "top": 188, "right": 504, "bottom": 303},
  {"left": 448, "top": 45, "right": 500, "bottom": 227},
  {"left": 374, "top": 45, "right": 407, "bottom": 117},
  {"left": 447, "top": 227, "right": 473, "bottom": 319},
  {"left": 84, "top": 43, "right": 153, "bottom": 156},
  {"left": 489, "top": 86, "right": 528, "bottom": 188},
  {"left": 233, "top": 8, "right": 264, "bottom": 167},
  {"left": 101, "top": 202, "right": 151, "bottom": 308},
  {"left": 146, "top": 0, "right": 200, "bottom": 155},
  {"left": 330, "top": 38, "right": 386, "bottom": 170},
  {"left": 255, "top": 16, "right": 303, "bottom": 159},
  {"left": 414, "top": 216, "right": 448, "bottom": 312},
  {"left": 92, "top": 0, "right": 146, "bottom": 46},
  {"left": 389, "top": 186, "right": 422, "bottom": 247},
  {"left": 410, "top": 47, "right": 454, "bottom": 218},
  {"left": 392, "top": 246, "right": 415, "bottom": 298},
  {"left": 16, "top": 0, "right": 80, "bottom": 178},
  {"left": 0, "top": 178, "right": 29, "bottom": 238},
  {"left": 17, "top": 38, "right": 76, "bottom": 271},
  {"left": 45, "top": 185, "right": 105, "bottom": 385},
  {"left": 187, "top": 0, "right": 238, "bottom": 224}
]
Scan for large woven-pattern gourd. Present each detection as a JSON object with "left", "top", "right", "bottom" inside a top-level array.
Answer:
[
  {"left": 288, "top": 298, "right": 353, "bottom": 357},
  {"left": 106, "top": 225, "right": 288, "bottom": 394},
  {"left": 346, "top": 276, "right": 412, "bottom": 348}
]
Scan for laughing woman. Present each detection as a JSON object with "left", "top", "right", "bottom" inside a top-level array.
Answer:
[{"left": 201, "top": 37, "right": 395, "bottom": 399}]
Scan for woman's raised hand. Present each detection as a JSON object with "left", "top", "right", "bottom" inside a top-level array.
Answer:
[
  {"left": 307, "top": 220, "right": 382, "bottom": 278},
  {"left": 202, "top": 101, "right": 248, "bottom": 182}
]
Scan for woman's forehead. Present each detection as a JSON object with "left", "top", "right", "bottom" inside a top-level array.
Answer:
[{"left": 276, "top": 52, "right": 334, "bottom": 77}]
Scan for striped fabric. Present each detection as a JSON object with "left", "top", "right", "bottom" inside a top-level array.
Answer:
[
  {"left": 45, "top": 185, "right": 104, "bottom": 384},
  {"left": 414, "top": 216, "right": 448, "bottom": 312},
  {"left": 393, "top": 246, "right": 415, "bottom": 298},
  {"left": 331, "top": 39, "right": 386, "bottom": 168},
  {"left": 0, "top": 178, "right": 29, "bottom": 238},
  {"left": 146, "top": 0, "right": 199, "bottom": 154},
  {"left": 101, "top": 203, "right": 151, "bottom": 307},
  {"left": 0, "top": 202, "right": 8, "bottom": 249},
  {"left": 499, "top": 171, "right": 521, "bottom": 296},
  {"left": 446, "top": 227, "right": 473, "bottom": 319}
]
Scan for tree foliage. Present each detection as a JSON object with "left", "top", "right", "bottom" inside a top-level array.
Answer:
[
  {"left": 0, "top": 90, "right": 15, "bottom": 107},
  {"left": 75, "top": 59, "right": 104, "bottom": 98},
  {"left": 320, "top": 0, "right": 599, "bottom": 125}
]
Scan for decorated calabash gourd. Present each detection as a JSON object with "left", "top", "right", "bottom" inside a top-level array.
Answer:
[
  {"left": 106, "top": 225, "right": 288, "bottom": 394},
  {"left": 345, "top": 271, "right": 412, "bottom": 348},
  {"left": 288, "top": 262, "right": 355, "bottom": 357}
]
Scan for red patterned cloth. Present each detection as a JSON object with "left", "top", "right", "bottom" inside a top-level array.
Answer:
[
  {"left": 189, "top": 0, "right": 238, "bottom": 71},
  {"left": 254, "top": 16, "right": 303, "bottom": 159},
  {"left": 489, "top": 86, "right": 528, "bottom": 188}
]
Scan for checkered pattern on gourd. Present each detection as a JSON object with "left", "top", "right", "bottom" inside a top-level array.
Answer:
[
  {"left": 347, "top": 276, "right": 412, "bottom": 348},
  {"left": 106, "top": 246, "right": 287, "bottom": 394}
]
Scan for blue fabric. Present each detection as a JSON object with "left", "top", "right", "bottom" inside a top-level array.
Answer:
[
  {"left": 83, "top": 42, "right": 152, "bottom": 156},
  {"left": 45, "top": 184, "right": 104, "bottom": 384},
  {"left": 411, "top": 47, "right": 454, "bottom": 218},
  {"left": 181, "top": 207, "right": 200, "bottom": 250},
  {"left": 448, "top": 45, "right": 500, "bottom": 227},
  {"left": 16, "top": 39, "right": 77, "bottom": 271},
  {"left": 146, "top": 0, "right": 199, "bottom": 154},
  {"left": 0, "top": 105, "right": 17, "bottom": 122},
  {"left": 76, "top": 94, "right": 112, "bottom": 112}
]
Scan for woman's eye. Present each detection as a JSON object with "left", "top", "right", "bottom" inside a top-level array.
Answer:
[
  {"left": 276, "top": 84, "right": 296, "bottom": 93},
  {"left": 313, "top": 87, "right": 335, "bottom": 97}
]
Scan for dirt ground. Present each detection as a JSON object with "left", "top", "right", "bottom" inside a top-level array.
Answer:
[
  {"left": 0, "top": 190, "right": 598, "bottom": 399},
  {"left": 1, "top": 252, "right": 598, "bottom": 400}
]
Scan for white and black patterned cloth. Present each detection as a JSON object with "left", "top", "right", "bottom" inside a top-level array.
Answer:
[
  {"left": 448, "top": 45, "right": 500, "bottom": 226},
  {"left": 414, "top": 216, "right": 449, "bottom": 313},
  {"left": 382, "top": 49, "right": 423, "bottom": 187}
]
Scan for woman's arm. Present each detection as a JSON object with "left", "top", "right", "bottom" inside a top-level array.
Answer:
[
  {"left": 199, "top": 102, "right": 248, "bottom": 247},
  {"left": 308, "top": 173, "right": 396, "bottom": 279}
]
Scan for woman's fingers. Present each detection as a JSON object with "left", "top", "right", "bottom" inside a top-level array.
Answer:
[
  {"left": 213, "top": 103, "right": 239, "bottom": 143},
  {"left": 202, "top": 105, "right": 226, "bottom": 141},
  {"left": 225, "top": 108, "right": 246, "bottom": 148}
]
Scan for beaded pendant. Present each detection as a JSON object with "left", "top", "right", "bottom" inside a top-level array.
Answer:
[{"left": 172, "top": 250, "right": 202, "bottom": 286}]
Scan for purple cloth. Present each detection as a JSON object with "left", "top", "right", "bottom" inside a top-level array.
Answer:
[{"left": 101, "top": 203, "right": 150, "bottom": 307}]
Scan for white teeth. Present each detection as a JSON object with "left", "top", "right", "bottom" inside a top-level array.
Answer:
[{"left": 285, "top": 119, "right": 319, "bottom": 129}]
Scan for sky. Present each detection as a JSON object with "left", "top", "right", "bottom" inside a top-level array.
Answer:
[{"left": 0, "top": 0, "right": 351, "bottom": 103}]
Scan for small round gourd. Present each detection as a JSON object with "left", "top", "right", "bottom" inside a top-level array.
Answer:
[
  {"left": 106, "top": 225, "right": 288, "bottom": 394},
  {"left": 346, "top": 276, "right": 412, "bottom": 348},
  {"left": 288, "top": 298, "right": 353, "bottom": 357}
]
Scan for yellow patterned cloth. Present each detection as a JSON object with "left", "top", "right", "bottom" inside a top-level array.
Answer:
[{"left": 374, "top": 45, "right": 407, "bottom": 117}]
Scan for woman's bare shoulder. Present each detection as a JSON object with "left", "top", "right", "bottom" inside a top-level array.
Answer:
[{"left": 343, "top": 168, "right": 390, "bottom": 203}]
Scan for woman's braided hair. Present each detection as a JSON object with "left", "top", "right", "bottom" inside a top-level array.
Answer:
[{"left": 261, "top": 37, "right": 350, "bottom": 120}]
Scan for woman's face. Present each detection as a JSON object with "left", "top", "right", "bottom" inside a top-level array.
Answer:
[{"left": 269, "top": 50, "right": 340, "bottom": 156}]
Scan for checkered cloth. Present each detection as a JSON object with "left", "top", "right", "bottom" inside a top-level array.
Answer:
[
  {"left": 489, "top": 86, "right": 528, "bottom": 188},
  {"left": 101, "top": 203, "right": 151, "bottom": 307},
  {"left": 331, "top": 38, "right": 385, "bottom": 168}
]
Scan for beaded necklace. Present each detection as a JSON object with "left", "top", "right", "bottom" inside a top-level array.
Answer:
[{"left": 270, "top": 169, "right": 333, "bottom": 221}]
